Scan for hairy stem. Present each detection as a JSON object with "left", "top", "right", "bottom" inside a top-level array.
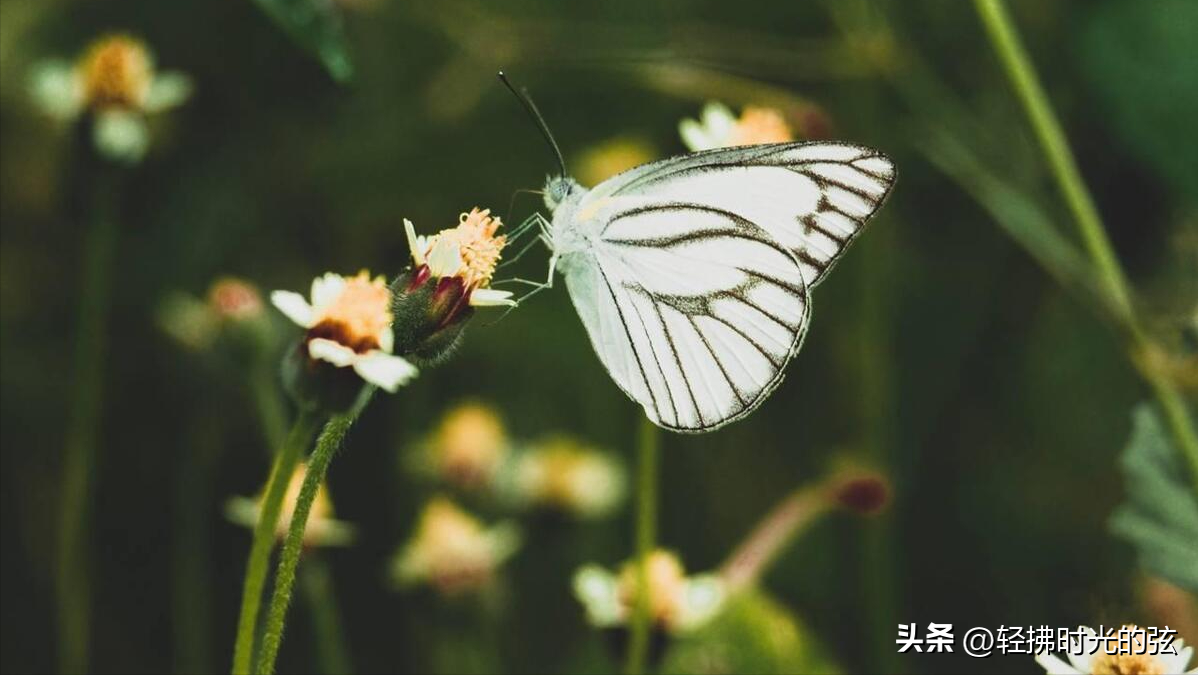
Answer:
[
  {"left": 255, "top": 394, "right": 371, "bottom": 675},
  {"left": 973, "top": 0, "right": 1198, "bottom": 488},
  {"left": 231, "top": 409, "right": 323, "bottom": 674},
  {"left": 625, "top": 417, "right": 659, "bottom": 675}
]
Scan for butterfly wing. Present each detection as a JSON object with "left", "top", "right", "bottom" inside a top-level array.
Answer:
[
  {"left": 560, "top": 202, "right": 810, "bottom": 432},
  {"left": 589, "top": 141, "right": 895, "bottom": 287}
]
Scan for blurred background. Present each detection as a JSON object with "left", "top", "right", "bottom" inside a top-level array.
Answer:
[{"left": 1, "top": 0, "right": 1195, "bottom": 673}]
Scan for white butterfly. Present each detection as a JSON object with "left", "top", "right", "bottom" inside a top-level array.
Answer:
[{"left": 524, "top": 141, "right": 895, "bottom": 433}]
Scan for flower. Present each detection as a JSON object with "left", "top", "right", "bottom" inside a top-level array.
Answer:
[
  {"left": 157, "top": 277, "right": 268, "bottom": 352},
  {"left": 29, "top": 34, "right": 192, "bottom": 163},
  {"left": 225, "top": 462, "right": 355, "bottom": 547},
  {"left": 272, "top": 270, "right": 418, "bottom": 393},
  {"left": 576, "top": 136, "right": 656, "bottom": 185},
  {"left": 392, "top": 208, "right": 514, "bottom": 360},
  {"left": 1035, "top": 626, "right": 1196, "bottom": 674},
  {"left": 208, "top": 277, "right": 265, "bottom": 322},
  {"left": 414, "top": 402, "right": 511, "bottom": 490},
  {"left": 679, "top": 101, "right": 794, "bottom": 152},
  {"left": 390, "top": 496, "right": 521, "bottom": 596},
  {"left": 573, "top": 550, "right": 725, "bottom": 633},
  {"left": 511, "top": 436, "right": 626, "bottom": 518}
]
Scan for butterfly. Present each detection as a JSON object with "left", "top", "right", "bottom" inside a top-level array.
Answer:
[{"left": 501, "top": 78, "right": 896, "bottom": 432}]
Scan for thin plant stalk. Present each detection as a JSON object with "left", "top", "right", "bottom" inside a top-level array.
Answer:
[
  {"left": 625, "top": 416, "right": 659, "bottom": 675},
  {"left": 255, "top": 393, "right": 372, "bottom": 675},
  {"left": 173, "top": 411, "right": 222, "bottom": 674},
  {"left": 300, "top": 557, "right": 353, "bottom": 675},
  {"left": 57, "top": 169, "right": 120, "bottom": 675},
  {"left": 720, "top": 487, "right": 831, "bottom": 595},
  {"left": 972, "top": 0, "right": 1198, "bottom": 488},
  {"left": 231, "top": 409, "right": 324, "bottom": 674}
]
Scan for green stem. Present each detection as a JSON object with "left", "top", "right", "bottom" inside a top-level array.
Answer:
[
  {"left": 57, "top": 170, "right": 120, "bottom": 675},
  {"left": 625, "top": 416, "right": 659, "bottom": 675},
  {"left": 973, "top": 0, "right": 1198, "bottom": 488},
  {"left": 255, "top": 403, "right": 367, "bottom": 675},
  {"left": 250, "top": 358, "right": 289, "bottom": 455},
  {"left": 301, "top": 558, "right": 353, "bottom": 675},
  {"left": 231, "top": 409, "right": 323, "bottom": 674}
]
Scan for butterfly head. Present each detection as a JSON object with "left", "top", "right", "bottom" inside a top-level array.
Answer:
[{"left": 543, "top": 175, "right": 581, "bottom": 213}]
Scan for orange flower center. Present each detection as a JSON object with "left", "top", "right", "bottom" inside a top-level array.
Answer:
[
  {"left": 80, "top": 36, "right": 152, "bottom": 110},
  {"left": 310, "top": 272, "right": 392, "bottom": 353},
  {"left": 430, "top": 208, "right": 507, "bottom": 288},
  {"left": 727, "top": 107, "right": 793, "bottom": 146}
]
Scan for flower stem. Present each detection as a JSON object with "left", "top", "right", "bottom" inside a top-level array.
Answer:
[
  {"left": 719, "top": 487, "right": 832, "bottom": 595},
  {"left": 973, "top": 0, "right": 1198, "bottom": 488},
  {"left": 231, "top": 409, "right": 323, "bottom": 674},
  {"left": 625, "top": 416, "right": 659, "bottom": 675},
  {"left": 57, "top": 168, "right": 120, "bottom": 675},
  {"left": 255, "top": 398, "right": 369, "bottom": 675}
]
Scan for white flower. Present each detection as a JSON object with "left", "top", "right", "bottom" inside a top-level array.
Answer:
[
  {"left": 510, "top": 437, "right": 626, "bottom": 519},
  {"left": 271, "top": 270, "right": 417, "bottom": 392},
  {"left": 1035, "top": 626, "right": 1196, "bottom": 674},
  {"left": 29, "top": 34, "right": 192, "bottom": 163},
  {"left": 390, "top": 496, "right": 521, "bottom": 595},
  {"left": 573, "top": 550, "right": 725, "bottom": 633},
  {"left": 403, "top": 209, "right": 515, "bottom": 308},
  {"left": 679, "top": 101, "right": 794, "bottom": 152},
  {"left": 225, "top": 462, "right": 355, "bottom": 547}
]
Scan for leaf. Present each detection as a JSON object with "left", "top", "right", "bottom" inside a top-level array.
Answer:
[
  {"left": 1110, "top": 403, "right": 1198, "bottom": 592},
  {"left": 660, "top": 589, "right": 840, "bottom": 675},
  {"left": 252, "top": 0, "right": 353, "bottom": 82},
  {"left": 1078, "top": 1, "right": 1198, "bottom": 199}
]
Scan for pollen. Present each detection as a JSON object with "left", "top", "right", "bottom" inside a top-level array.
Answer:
[
  {"left": 80, "top": 35, "right": 153, "bottom": 110},
  {"left": 310, "top": 271, "right": 392, "bottom": 353},
  {"left": 727, "top": 107, "right": 793, "bottom": 146},
  {"left": 430, "top": 208, "right": 507, "bottom": 288}
]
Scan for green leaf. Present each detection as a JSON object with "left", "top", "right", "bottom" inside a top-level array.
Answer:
[
  {"left": 660, "top": 589, "right": 840, "bottom": 675},
  {"left": 252, "top": 0, "right": 353, "bottom": 82},
  {"left": 1078, "top": 1, "right": 1198, "bottom": 199},
  {"left": 1110, "top": 403, "right": 1198, "bottom": 592}
]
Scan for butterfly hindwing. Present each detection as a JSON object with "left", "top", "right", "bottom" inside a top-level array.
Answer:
[{"left": 561, "top": 201, "right": 810, "bottom": 432}]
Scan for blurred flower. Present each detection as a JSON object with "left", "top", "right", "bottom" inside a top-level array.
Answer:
[
  {"left": 576, "top": 137, "right": 656, "bottom": 185},
  {"left": 574, "top": 550, "right": 725, "bottom": 633},
  {"left": 29, "top": 34, "right": 192, "bottom": 163},
  {"left": 1035, "top": 626, "right": 1195, "bottom": 674},
  {"left": 390, "top": 496, "right": 521, "bottom": 596},
  {"left": 272, "top": 270, "right": 417, "bottom": 394},
  {"left": 225, "top": 462, "right": 355, "bottom": 548},
  {"left": 157, "top": 276, "right": 268, "bottom": 352},
  {"left": 679, "top": 101, "right": 794, "bottom": 152},
  {"left": 511, "top": 436, "right": 626, "bottom": 519},
  {"left": 414, "top": 402, "right": 511, "bottom": 491},
  {"left": 392, "top": 208, "right": 514, "bottom": 361}
]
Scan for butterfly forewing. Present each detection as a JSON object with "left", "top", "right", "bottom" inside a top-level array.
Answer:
[{"left": 562, "top": 202, "right": 810, "bottom": 432}]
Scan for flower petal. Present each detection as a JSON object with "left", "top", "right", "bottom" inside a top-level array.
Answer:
[
  {"left": 427, "top": 237, "right": 463, "bottom": 278},
  {"left": 310, "top": 273, "right": 346, "bottom": 312},
  {"left": 353, "top": 351, "right": 418, "bottom": 392},
  {"left": 678, "top": 118, "right": 715, "bottom": 153},
  {"left": 93, "top": 109, "right": 149, "bottom": 164},
  {"left": 378, "top": 326, "right": 394, "bottom": 353},
  {"left": 270, "top": 290, "right": 315, "bottom": 327},
  {"left": 308, "top": 338, "right": 357, "bottom": 367},
  {"left": 701, "top": 101, "right": 736, "bottom": 139},
  {"left": 1035, "top": 654, "right": 1080, "bottom": 674},
  {"left": 404, "top": 219, "right": 425, "bottom": 266},
  {"left": 28, "top": 60, "right": 83, "bottom": 121},
  {"left": 469, "top": 288, "right": 516, "bottom": 307},
  {"left": 144, "top": 71, "right": 194, "bottom": 112}
]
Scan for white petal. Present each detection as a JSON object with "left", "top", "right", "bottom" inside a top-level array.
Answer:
[
  {"left": 143, "top": 71, "right": 193, "bottom": 112},
  {"left": 223, "top": 496, "right": 261, "bottom": 529},
  {"left": 270, "top": 290, "right": 315, "bottom": 327},
  {"left": 1035, "top": 654, "right": 1080, "bottom": 674},
  {"left": 469, "top": 288, "right": 516, "bottom": 307},
  {"left": 310, "top": 273, "right": 346, "bottom": 312},
  {"left": 352, "top": 351, "right": 417, "bottom": 392},
  {"left": 404, "top": 219, "right": 425, "bottom": 266},
  {"left": 1066, "top": 627, "right": 1096, "bottom": 672},
  {"left": 378, "top": 326, "right": 394, "bottom": 353},
  {"left": 93, "top": 109, "right": 148, "bottom": 164},
  {"left": 308, "top": 338, "right": 357, "bottom": 367},
  {"left": 28, "top": 60, "right": 83, "bottom": 120},
  {"left": 427, "top": 238, "right": 463, "bottom": 278},
  {"left": 1167, "top": 645, "right": 1194, "bottom": 672},
  {"left": 701, "top": 101, "right": 737, "bottom": 140},
  {"left": 678, "top": 118, "right": 715, "bottom": 152}
]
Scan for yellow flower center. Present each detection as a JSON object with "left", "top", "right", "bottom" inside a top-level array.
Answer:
[
  {"left": 1090, "top": 653, "right": 1164, "bottom": 675},
  {"left": 310, "top": 271, "right": 392, "bottom": 353},
  {"left": 80, "top": 35, "right": 152, "bottom": 110},
  {"left": 208, "top": 277, "right": 263, "bottom": 321},
  {"left": 618, "top": 550, "right": 688, "bottom": 628},
  {"left": 727, "top": 107, "right": 793, "bottom": 147},
  {"left": 434, "top": 404, "right": 508, "bottom": 486},
  {"left": 427, "top": 208, "right": 506, "bottom": 288}
]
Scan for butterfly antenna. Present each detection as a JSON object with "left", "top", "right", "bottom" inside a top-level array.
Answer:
[{"left": 498, "top": 71, "right": 567, "bottom": 178}]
